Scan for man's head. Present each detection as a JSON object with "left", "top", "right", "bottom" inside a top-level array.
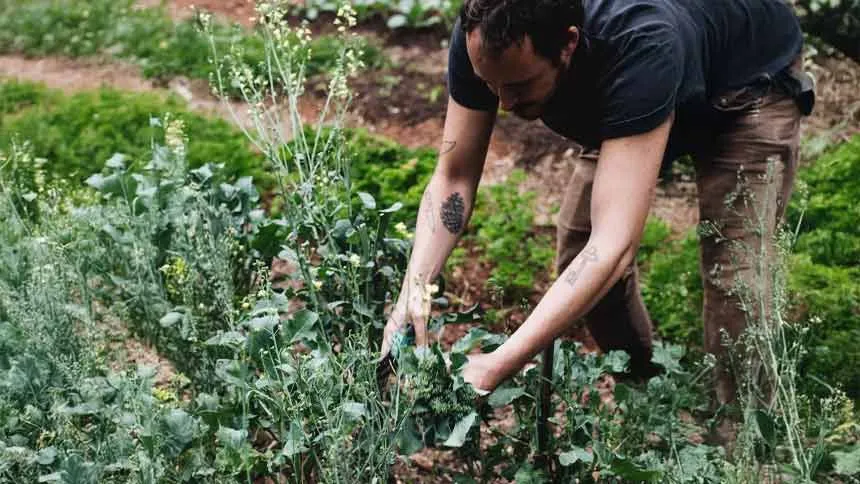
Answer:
[{"left": 460, "top": 0, "right": 584, "bottom": 119}]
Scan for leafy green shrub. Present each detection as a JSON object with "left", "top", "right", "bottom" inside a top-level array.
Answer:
[
  {"left": 790, "top": 254, "right": 860, "bottom": 400},
  {"left": 0, "top": 82, "right": 267, "bottom": 190},
  {"left": 787, "top": 135, "right": 860, "bottom": 267},
  {"left": 784, "top": 135, "right": 860, "bottom": 400},
  {"left": 0, "top": 80, "right": 55, "bottom": 115},
  {"left": 638, "top": 219, "right": 704, "bottom": 346},
  {"left": 346, "top": 128, "right": 437, "bottom": 219},
  {"left": 468, "top": 169, "right": 555, "bottom": 302}
]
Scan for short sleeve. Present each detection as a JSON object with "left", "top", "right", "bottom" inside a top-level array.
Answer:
[
  {"left": 447, "top": 19, "right": 499, "bottom": 112},
  {"left": 598, "top": 25, "right": 683, "bottom": 139}
]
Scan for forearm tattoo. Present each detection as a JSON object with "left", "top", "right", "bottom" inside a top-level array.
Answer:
[
  {"left": 440, "top": 140, "right": 457, "bottom": 155},
  {"left": 564, "top": 246, "right": 599, "bottom": 287},
  {"left": 441, "top": 192, "right": 465, "bottom": 234},
  {"left": 422, "top": 188, "right": 437, "bottom": 233}
]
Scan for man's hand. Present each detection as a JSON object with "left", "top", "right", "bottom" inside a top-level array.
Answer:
[
  {"left": 379, "top": 278, "right": 438, "bottom": 361},
  {"left": 461, "top": 352, "right": 502, "bottom": 393}
]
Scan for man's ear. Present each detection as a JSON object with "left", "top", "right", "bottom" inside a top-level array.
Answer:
[{"left": 560, "top": 26, "right": 580, "bottom": 66}]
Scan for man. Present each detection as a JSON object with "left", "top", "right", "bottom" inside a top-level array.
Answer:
[{"left": 380, "top": 0, "right": 814, "bottom": 406}]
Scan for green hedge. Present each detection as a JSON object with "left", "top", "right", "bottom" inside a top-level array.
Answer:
[
  {"left": 786, "top": 135, "right": 860, "bottom": 399},
  {"left": 787, "top": 135, "right": 860, "bottom": 267},
  {"left": 0, "top": 80, "right": 266, "bottom": 189}
]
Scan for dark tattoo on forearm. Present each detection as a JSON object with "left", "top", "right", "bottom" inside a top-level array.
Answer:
[
  {"left": 441, "top": 192, "right": 465, "bottom": 234},
  {"left": 564, "top": 246, "right": 599, "bottom": 287},
  {"left": 440, "top": 140, "right": 457, "bottom": 155},
  {"left": 422, "top": 189, "right": 437, "bottom": 233}
]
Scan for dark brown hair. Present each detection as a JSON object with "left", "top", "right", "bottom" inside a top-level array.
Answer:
[{"left": 459, "top": 0, "right": 585, "bottom": 65}]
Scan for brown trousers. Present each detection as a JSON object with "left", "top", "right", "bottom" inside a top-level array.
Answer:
[{"left": 555, "top": 71, "right": 803, "bottom": 403}]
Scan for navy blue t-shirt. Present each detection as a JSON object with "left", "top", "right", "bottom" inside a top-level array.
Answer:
[{"left": 448, "top": 0, "right": 803, "bottom": 164}]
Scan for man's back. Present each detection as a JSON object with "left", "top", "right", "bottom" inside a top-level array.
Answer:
[{"left": 448, "top": 0, "right": 803, "bottom": 161}]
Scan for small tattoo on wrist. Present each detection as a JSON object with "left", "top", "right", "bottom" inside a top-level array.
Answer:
[
  {"left": 441, "top": 192, "right": 465, "bottom": 234},
  {"left": 441, "top": 140, "right": 457, "bottom": 155}
]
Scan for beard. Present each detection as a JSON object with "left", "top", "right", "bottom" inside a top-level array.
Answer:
[{"left": 512, "top": 61, "right": 571, "bottom": 120}]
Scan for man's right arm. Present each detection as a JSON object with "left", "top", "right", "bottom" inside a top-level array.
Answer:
[{"left": 382, "top": 97, "right": 495, "bottom": 353}]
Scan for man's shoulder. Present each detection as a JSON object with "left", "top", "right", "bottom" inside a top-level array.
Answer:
[{"left": 582, "top": 0, "right": 680, "bottom": 39}]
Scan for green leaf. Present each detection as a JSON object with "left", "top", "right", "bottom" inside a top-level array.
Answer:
[
  {"left": 443, "top": 411, "right": 478, "bottom": 448},
  {"left": 358, "top": 191, "right": 376, "bottom": 209},
  {"left": 341, "top": 401, "right": 367, "bottom": 420},
  {"left": 610, "top": 457, "right": 662, "bottom": 481},
  {"left": 204, "top": 331, "right": 246, "bottom": 347},
  {"left": 36, "top": 446, "right": 57, "bottom": 465},
  {"left": 559, "top": 447, "right": 593, "bottom": 466},
  {"left": 396, "top": 417, "right": 424, "bottom": 455},
  {"left": 833, "top": 445, "right": 860, "bottom": 475},
  {"left": 283, "top": 422, "right": 308, "bottom": 457},
  {"left": 754, "top": 409, "right": 777, "bottom": 447},
  {"left": 380, "top": 201, "right": 403, "bottom": 213},
  {"left": 284, "top": 309, "right": 319, "bottom": 344},
  {"left": 452, "top": 327, "right": 505, "bottom": 354},
  {"left": 246, "top": 315, "right": 278, "bottom": 332},
  {"left": 105, "top": 153, "right": 127, "bottom": 169},
  {"left": 387, "top": 14, "right": 408, "bottom": 29},
  {"left": 159, "top": 312, "right": 183, "bottom": 328},
  {"left": 161, "top": 409, "right": 196, "bottom": 458},
  {"left": 488, "top": 386, "right": 526, "bottom": 408},
  {"left": 513, "top": 463, "right": 548, "bottom": 483},
  {"left": 216, "top": 427, "right": 247, "bottom": 450}
]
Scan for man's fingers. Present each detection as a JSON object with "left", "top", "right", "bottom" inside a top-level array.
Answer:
[
  {"left": 413, "top": 313, "right": 428, "bottom": 347},
  {"left": 378, "top": 318, "right": 400, "bottom": 362}
]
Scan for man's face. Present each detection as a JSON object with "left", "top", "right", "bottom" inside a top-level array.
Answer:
[{"left": 466, "top": 28, "right": 577, "bottom": 120}]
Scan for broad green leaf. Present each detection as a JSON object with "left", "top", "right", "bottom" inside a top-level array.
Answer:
[
  {"left": 284, "top": 309, "right": 319, "bottom": 343},
  {"left": 488, "top": 386, "right": 526, "bottom": 408},
  {"left": 247, "top": 315, "right": 278, "bottom": 332},
  {"left": 358, "top": 191, "right": 376, "bottom": 209},
  {"left": 610, "top": 457, "right": 662, "bottom": 481},
  {"left": 833, "top": 445, "right": 860, "bottom": 475},
  {"left": 283, "top": 422, "right": 308, "bottom": 457},
  {"left": 396, "top": 417, "right": 424, "bottom": 455},
  {"left": 513, "top": 463, "right": 548, "bottom": 483},
  {"left": 559, "top": 447, "right": 593, "bottom": 466},
  {"left": 105, "top": 153, "right": 127, "bottom": 169},
  {"left": 342, "top": 401, "right": 367, "bottom": 420},
  {"left": 387, "top": 14, "right": 408, "bottom": 29},
  {"left": 754, "top": 409, "right": 777, "bottom": 447},
  {"left": 204, "top": 331, "right": 246, "bottom": 347},
  {"left": 161, "top": 409, "right": 196, "bottom": 457},
  {"left": 159, "top": 312, "right": 183, "bottom": 328},
  {"left": 36, "top": 446, "right": 57, "bottom": 465},
  {"left": 602, "top": 350, "right": 629, "bottom": 373},
  {"left": 216, "top": 427, "right": 247, "bottom": 450},
  {"left": 443, "top": 411, "right": 477, "bottom": 448}
]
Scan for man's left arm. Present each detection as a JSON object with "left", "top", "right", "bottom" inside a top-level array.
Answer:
[{"left": 464, "top": 113, "right": 674, "bottom": 391}]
